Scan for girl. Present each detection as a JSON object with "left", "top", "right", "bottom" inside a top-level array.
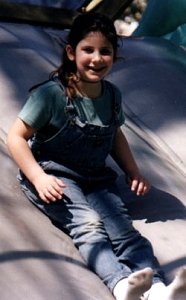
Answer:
[{"left": 7, "top": 13, "right": 186, "bottom": 300}]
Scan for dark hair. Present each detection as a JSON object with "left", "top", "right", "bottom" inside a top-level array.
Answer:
[{"left": 50, "top": 13, "right": 118, "bottom": 97}]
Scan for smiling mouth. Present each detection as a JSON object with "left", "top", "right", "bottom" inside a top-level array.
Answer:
[{"left": 88, "top": 66, "right": 106, "bottom": 72}]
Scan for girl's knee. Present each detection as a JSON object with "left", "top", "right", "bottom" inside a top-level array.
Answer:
[{"left": 71, "top": 210, "right": 109, "bottom": 244}]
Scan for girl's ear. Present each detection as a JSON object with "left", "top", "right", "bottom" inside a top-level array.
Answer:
[{"left": 66, "top": 45, "right": 75, "bottom": 61}]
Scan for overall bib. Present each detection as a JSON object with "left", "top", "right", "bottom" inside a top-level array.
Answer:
[{"left": 20, "top": 92, "right": 163, "bottom": 291}]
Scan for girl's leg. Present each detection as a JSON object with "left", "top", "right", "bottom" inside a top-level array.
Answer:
[
  {"left": 86, "top": 180, "right": 164, "bottom": 285},
  {"left": 20, "top": 177, "right": 132, "bottom": 292}
]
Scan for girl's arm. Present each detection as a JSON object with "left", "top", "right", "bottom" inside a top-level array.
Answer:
[
  {"left": 111, "top": 127, "right": 150, "bottom": 196},
  {"left": 7, "top": 118, "right": 65, "bottom": 203}
]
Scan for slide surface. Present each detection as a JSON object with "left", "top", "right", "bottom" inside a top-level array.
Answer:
[{"left": 0, "top": 22, "right": 185, "bottom": 299}]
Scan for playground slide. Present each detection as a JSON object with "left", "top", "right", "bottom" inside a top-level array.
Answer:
[{"left": 0, "top": 22, "right": 185, "bottom": 300}]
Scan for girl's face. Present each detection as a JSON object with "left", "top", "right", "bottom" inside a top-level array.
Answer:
[{"left": 66, "top": 31, "right": 114, "bottom": 83}]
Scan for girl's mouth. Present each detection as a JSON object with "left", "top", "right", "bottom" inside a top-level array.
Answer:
[{"left": 88, "top": 66, "right": 106, "bottom": 72}]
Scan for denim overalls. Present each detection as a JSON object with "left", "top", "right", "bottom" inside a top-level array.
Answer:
[{"left": 20, "top": 85, "right": 163, "bottom": 291}]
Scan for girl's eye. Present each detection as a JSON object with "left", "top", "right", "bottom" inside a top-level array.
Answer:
[
  {"left": 83, "top": 47, "right": 93, "bottom": 53},
  {"left": 100, "top": 48, "right": 112, "bottom": 55},
  {"left": 82, "top": 47, "right": 113, "bottom": 55}
]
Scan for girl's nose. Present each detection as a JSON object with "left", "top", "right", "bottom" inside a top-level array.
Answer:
[{"left": 92, "top": 51, "right": 102, "bottom": 62}]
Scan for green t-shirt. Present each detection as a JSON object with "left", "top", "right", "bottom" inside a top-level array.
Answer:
[{"left": 19, "top": 79, "right": 125, "bottom": 141}]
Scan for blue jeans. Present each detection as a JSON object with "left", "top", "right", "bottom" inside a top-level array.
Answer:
[{"left": 20, "top": 163, "right": 163, "bottom": 291}]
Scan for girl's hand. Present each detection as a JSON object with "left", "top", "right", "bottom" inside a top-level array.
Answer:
[
  {"left": 127, "top": 174, "right": 151, "bottom": 196},
  {"left": 32, "top": 172, "right": 66, "bottom": 203}
]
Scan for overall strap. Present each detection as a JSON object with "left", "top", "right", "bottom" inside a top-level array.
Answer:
[{"left": 106, "top": 81, "right": 120, "bottom": 124}]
